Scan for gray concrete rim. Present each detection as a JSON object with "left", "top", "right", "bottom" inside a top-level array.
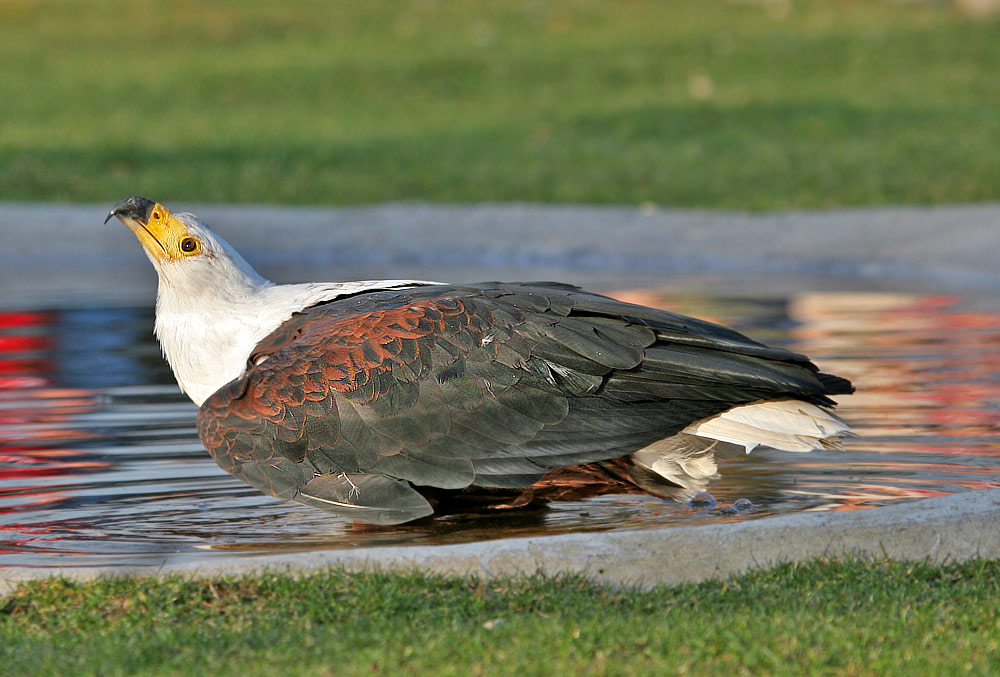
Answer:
[
  {"left": 0, "top": 488, "right": 997, "bottom": 593},
  {"left": 3, "top": 201, "right": 1000, "bottom": 305}
]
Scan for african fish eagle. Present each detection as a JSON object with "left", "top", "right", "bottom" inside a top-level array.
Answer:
[{"left": 107, "top": 196, "right": 853, "bottom": 525}]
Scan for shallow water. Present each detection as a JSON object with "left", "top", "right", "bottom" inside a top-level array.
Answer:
[{"left": 1, "top": 290, "right": 998, "bottom": 568}]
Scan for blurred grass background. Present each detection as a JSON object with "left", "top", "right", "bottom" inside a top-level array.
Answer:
[{"left": 1, "top": 0, "right": 998, "bottom": 209}]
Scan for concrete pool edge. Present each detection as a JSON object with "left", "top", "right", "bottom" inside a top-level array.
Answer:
[
  {"left": 2, "top": 201, "right": 1000, "bottom": 304},
  {"left": 2, "top": 489, "right": 998, "bottom": 592}
]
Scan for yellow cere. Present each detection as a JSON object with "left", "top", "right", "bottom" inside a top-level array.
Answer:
[{"left": 127, "top": 204, "right": 200, "bottom": 262}]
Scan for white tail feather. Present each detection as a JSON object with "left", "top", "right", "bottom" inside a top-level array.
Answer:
[
  {"left": 682, "top": 398, "right": 852, "bottom": 453},
  {"left": 629, "top": 434, "right": 729, "bottom": 497},
  {"left": 629, "top": 398, "right": 852, "bottom": 499}
]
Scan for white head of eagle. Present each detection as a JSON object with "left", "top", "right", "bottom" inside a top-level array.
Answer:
[{"left": 106, "top": 196, "right": 430, "bottom": 406}]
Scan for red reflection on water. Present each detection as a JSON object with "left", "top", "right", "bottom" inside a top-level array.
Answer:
[
  {"left": 0, "top": 310, "right": 110, "bottom": 543},
  {"left": 0, "top": 312, "right": 49, "bottom": 329},
  {"left": 0, "top": 336, "right": 50, "bottom": 352},
  {"left": 608, "top": 290, "right": 1000, "bottom": 514},
  {"left": 789, "top": 293, "right": 1000, "bottom": 434},
  {"left": 0, "top": 310, "right": 54, "bottom": 390}
]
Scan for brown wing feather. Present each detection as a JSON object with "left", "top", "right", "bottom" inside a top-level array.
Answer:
[
  {"left": 197, "top": 282, "right": 852, "bottom": 523},
  {"left": 198, "top": 294, "right": 485, "bottom": 494}
]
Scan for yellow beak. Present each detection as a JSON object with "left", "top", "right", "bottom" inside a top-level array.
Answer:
[{"left": 106, "top": 196, "right": 190, "bottom": 263}]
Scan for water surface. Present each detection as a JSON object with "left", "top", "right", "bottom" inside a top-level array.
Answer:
[{"left": 1, "top": 290, "right": 998, "bottom": 568}]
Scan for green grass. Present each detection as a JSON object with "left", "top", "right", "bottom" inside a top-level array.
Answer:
[
  {"left": 3, "top": 559, "right": 999, "bottom": 675},
  {"left": 2, "top": 0, "right": 998, "bottom": 208}
]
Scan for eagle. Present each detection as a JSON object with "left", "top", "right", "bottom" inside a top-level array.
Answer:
[{"left": 107, "top": 196, "right": 853, "bottom": 525}]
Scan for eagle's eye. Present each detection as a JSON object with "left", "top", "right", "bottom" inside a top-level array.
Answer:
[{"left": 180, "top": 237, "right": 199, "bottom": 254}]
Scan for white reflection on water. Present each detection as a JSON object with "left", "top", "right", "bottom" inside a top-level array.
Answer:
[{"left": 0, "top": 291, "right": 998, "bottom": 567}]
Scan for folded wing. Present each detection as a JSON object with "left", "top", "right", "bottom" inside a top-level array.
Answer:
[{"left": 197, "top": 282, "right": 852, "bottom": 523}]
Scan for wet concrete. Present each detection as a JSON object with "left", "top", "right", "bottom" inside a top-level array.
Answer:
[
  {"left": 2, "top": 200, "right": 999, "bottom": 588},
  {"left": 2, "top": 201, "right": 999, "bottom": 305}
]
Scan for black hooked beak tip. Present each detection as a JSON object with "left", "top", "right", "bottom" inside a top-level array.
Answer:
[{"left": 105, "top": 196, "right": 156, "bottom": 225}]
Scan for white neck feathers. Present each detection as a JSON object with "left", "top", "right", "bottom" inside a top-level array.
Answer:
[
  {"left": 155, "top": 277, "right": 430, "bottom": 406},
  {"left": 129, "top": 213, "right": 433, "bottom": 406}
]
